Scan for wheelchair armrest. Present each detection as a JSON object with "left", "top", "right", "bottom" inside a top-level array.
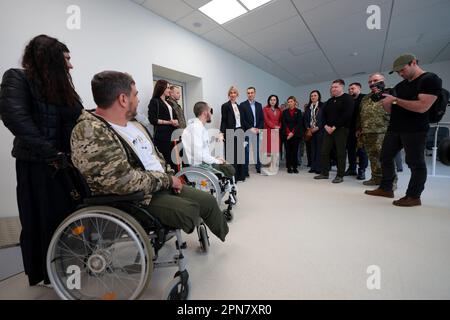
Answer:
[{"left": 83, "top": 191, "right": 145, "bottom": 205}]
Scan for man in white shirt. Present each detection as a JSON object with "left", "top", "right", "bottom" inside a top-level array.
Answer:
[{"left": 182, "top": 102, "right": 235, "bottom": 178}]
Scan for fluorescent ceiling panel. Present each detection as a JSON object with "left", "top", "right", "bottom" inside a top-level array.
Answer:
[
  {"left": 199, "top": 0, "right": 247, "bottom": 24},
  {"left": 239, "top": 0, "right": 272, "bottom": 10}
]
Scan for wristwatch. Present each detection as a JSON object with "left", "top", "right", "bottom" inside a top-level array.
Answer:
[{"left": 392, "top": 98, "right": 398, "bottom": 105}]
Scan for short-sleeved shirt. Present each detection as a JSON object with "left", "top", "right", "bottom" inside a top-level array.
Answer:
[
  {"left": 389, "top": 72, "right": 442, "bottom": 133},
  {"left": 110, "top": 122, "right": 164, "bottom": 172}
]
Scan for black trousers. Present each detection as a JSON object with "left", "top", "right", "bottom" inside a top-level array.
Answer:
[
  {"left": 224, "top": 133, "right": 246, "bottom": 181},
  {"left": 347, "top": 129, "right": 368, "bottom": 171},
  {"left": 320, "top": 127, "right": 349, "bottom": 177},
  {"left": 285, "top": 137, "right": 300, "bottom": 169},
  {"left": 305, "top": 140, "right": 312, "bottom": 166},
  {"left": 155, "top": 138, "right": 178, "bottom": 172},
  {"left": 380, "top": 131, "right": 427, "bottom": 197},
  {"left": 16, "top": 160, "right": 76, "bottom": 286},
  {"left": 310, "top": 131, "right": 324, "bottom": 172}
]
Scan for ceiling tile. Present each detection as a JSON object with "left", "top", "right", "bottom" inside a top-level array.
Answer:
[
  {"left": 388, "top": 0, "right": 450, "bottom": 42},
  {"left": 221, "top": 38, "right": 252, "bottom": 55},
  {"left": 182, "top": 0, "right": 211, "bottom": 9},
  {"left": 433, "top": 42, "right": 450, "bottom": 62},
  {"left": 202, "top": 27, "right": 240, "bottom": 46},
  {"left": 291, "top": 0, "right": 337, "bottom": 13},
  {"left": 241, "top": 16, "right": 315, "bottom": 55},
  {"left": 391, "top": 0, "right": 445, "bottom": 17},
  {"left": 176, "top": 10, "right": 218, "bottom": 35},
  {"left": 301, "top": 0, "right": 391, "bottom": 29},
  {"left": 141, "top": 0, "right": 194, "bottom": 22},
  {"left": 224, "top": 0, "right": 298, "bottom": 37},
  {"left": 131, "top": 0, "right": 146, "bottom": 5}
]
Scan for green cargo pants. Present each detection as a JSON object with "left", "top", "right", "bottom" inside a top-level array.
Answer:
[{"left": 145, "top": 186, "right": 229, "bottom": 242}]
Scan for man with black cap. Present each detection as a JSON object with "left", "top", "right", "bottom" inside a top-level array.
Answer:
[{"left": 365, "top": 54, "right": 442, "bottom": 206}]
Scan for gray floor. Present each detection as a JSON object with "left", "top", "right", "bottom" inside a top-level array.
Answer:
[{"left": 1, "top": 158, "right": 449, "bottom": 300}]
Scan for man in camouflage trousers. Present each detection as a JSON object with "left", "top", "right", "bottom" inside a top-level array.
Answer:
[
  {"left": 356, "top": 73, "right": 392, "bottom": 186},
  {"left": 71, "top": 71, "right": 228, "bottom": 242}
]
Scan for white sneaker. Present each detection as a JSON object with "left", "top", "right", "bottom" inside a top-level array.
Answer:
[{"left": 37, "top": 281, "right": 53, "bottom": 289}]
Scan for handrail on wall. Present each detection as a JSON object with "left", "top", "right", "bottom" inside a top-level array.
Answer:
[{"left": 429, "top": 122, "right": 450, "bottom": 176}]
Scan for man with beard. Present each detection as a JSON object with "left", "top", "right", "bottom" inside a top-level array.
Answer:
[
  {"left": 71, "top": 71, "right": 229, "bottom": 242},
  {"left": 182, "top": 102, "right": 235, "bottom": 178},
  {"left": 365, "top": 54, "right": 442, "bottom": 206}
]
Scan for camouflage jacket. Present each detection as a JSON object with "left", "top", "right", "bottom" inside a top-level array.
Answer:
[
  {"left": 357, "top": 93, "right": 390, "bottom": 134},
  {"left": 71, "top": 110, "right": 174, "bottom": 205},
  {"left": 167, "top": 98, "right": 187, "bottom": 129}
]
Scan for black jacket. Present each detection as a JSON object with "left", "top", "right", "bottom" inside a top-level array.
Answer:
[
  {"left": 0, "top": 68, "right": 83, "bottom": 162},
  {"left": 220, "top": 101, "right": 244, "bottom": 133},
  {"left": 322, "top": 93, "right": 354, "bottom": 128},
  {"left": 240, "top": 100, "right": 264, "bottom": 131},
  {"left": 304, "top": 102, "right": 325, "bottom": 130},
  {"left": 148, "top": 97, "right": 178, "bottom": 142},
  {"left": 350, "top": 93, "right": 366, "bottom": 130},
  {"left": 281, "top": 108, "right": 303, "bottom": 139}
]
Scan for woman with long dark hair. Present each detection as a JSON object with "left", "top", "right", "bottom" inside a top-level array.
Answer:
[
  {"left": 148, "top": 79, "right": 180, "bottom": 171},
  {"left": 0, "top": 35, "right": 83, "bottom": 286},
  {"left": 261, "top": 94, "right": 282, "bottom": 175},
  {"left": 304, "top": 90, "right": 325, "bottom": 174}
]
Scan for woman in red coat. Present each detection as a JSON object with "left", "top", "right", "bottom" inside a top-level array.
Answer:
[{"left": 261, "top": 95, "right": 282, "bottom": 175}]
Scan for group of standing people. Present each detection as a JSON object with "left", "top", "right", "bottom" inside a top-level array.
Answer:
[{"left": 0, "top": 32, "right": 443, "bottom": 289}]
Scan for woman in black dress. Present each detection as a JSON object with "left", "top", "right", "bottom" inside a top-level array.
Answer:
[
  {"left": 148, "top": 79, "right": 180, "bottom": 171},
  {"left": 0, "top": 35, "right": 83, "bottom": 286}
]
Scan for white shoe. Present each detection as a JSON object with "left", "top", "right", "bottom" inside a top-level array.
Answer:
[{"left": 37, "top": 281, "right": 53, "bottom": 289}]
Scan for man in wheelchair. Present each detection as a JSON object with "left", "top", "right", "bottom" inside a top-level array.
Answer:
[
  {"left": 180, "top": 102, "right": 238, "bottom": 214},
  {"left": 70, "top": 71, "right": 229, "bottom": 243},
  {"left": 181, "top": 101, "right": 236, "bottom": 179}
]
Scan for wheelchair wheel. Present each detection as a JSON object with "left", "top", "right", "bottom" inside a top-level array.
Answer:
[
  {"left": 223, "top": 209, "right": 233, "bottom": 222},
  {"left": 47, "top": 206, "right": 153, "bottom": 300},
  {"left": 163, "top": 271, "right": 190, "bottom": 300},
  {"left": 176, "top": 169, "right": 221, "bottom": 204},
  {"left": 197, "top": 224, "right": 210, "bottom": 253}
]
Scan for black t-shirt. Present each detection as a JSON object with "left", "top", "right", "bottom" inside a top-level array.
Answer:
[
  {"left": 323, "top": 93, "right": 354, "bottom": 128},
  {"left": 389, "top": 72, "right": 442, "bottom": 133}
]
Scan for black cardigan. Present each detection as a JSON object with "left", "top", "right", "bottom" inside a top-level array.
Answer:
[{"left": 147, "top": 97, "right": 178, "bottom": 142}]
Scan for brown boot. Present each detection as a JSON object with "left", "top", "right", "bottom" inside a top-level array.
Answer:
[
  {"left": 393, "top": 196, "right": 421, "bottom": 207},
  {"left": 363, "top": 178, "right": 381, "bottom": 186},
  {"left": 365, "top": 188, "right": 394, "bottom": 198}
]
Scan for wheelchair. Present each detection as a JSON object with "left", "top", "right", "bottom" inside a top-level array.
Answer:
[
  {"left": 46, "top": 169, "right": 190, "bottom": 300},
  {"left": 175, "top": 164, "right": 237, "bottom": 252}
]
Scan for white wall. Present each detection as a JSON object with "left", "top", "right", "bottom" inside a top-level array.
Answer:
[
  {"left": 294, "top": 60, "right": 450, "bottom": 123},
  {"left": 0, "top": 0, "right": 295, "bottom": 218}
]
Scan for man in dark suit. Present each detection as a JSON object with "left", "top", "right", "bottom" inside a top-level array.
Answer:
[{"left": 240, "top": 87, "right": 264, "bottom": 176}]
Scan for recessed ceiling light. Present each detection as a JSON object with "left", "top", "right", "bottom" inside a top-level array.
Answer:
[
  {"left": 239, "top": 0, "right": 272, "bottom": 10},
  {"left": 199, "top": 0, "right": 247, "bottom": 24}
]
